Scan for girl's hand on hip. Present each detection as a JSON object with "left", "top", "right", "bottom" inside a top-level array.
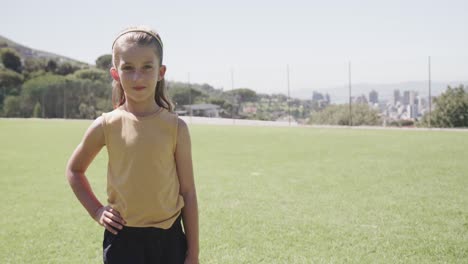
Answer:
[{"left": 94, "top": 206, "right": 126, "bottom": 235}]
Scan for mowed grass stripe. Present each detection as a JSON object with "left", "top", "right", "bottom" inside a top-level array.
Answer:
[{"left": 0, "top": 119, "right": 467, "bottom": 263}]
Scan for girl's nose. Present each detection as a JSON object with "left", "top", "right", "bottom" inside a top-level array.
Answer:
[{"left": 132, "top": 70, "right": 142, "bottom": 81}]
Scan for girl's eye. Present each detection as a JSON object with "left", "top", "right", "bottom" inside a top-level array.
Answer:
[
  {"left": 122, "top": 66, "right": 134, "bottom": 71},
  {"left": 143, "top": 65, "right": 153, "bottom": 69}
]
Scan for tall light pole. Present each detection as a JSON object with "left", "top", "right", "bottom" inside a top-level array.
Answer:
[
  {"left": 63, "top": 87, "right": 67, "bottom": 119},
  {"left": 287, "top": 64, "right": 291, "bottom": 126},
  {"left": 231, "top": 68, "right": 235, "bottom": 124},
  {"left": 42, "top": 90, "right": 45, "bottom": 118},
  {"left": 63, "top": 79, "right": 68, "bottom": 119},
  {"left": 428, "top": 56, "right": 432, "bottom": 128},
  {"left": 348, "top": 61, "right": 352, "bottom": 126},
  {"left": 188, "top": 72, "right": 192, "bottom": 123}
]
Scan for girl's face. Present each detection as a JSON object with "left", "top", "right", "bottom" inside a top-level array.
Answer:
[{"left": 112, "top": 42, "right": 166, "bottom": 104}]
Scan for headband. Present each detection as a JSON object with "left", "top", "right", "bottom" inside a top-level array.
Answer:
[{"left": 111, "top": 29, "right": 164, "bottom": 50}]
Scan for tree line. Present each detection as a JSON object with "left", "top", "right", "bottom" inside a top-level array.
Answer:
[
  {"left": 0, "top": 47, "right": 311, "bottom": 121},
  {"left": 1, "top": 46, "right": 467, "bottom": 127},
  {"left": 0, "top": 48, "right": 113, "bottom": 119},
  {"left": 419, "top": 85, "right": 468, "bottom": 128}
]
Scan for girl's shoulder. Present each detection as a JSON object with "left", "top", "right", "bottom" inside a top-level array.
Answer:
[
  {"left": 158, "top": 108, "right": 179, "bottom": 122},
  {"left": 101, "top": 107, "right": 168, "bottom": 131},
  {"left": 100, "top": 108, "right": 126, "bottom": 125},
  {"left": 101, "top": 107, "right": 179, "bottom": 126},
  {"left": 101, "top": 107, "right": 125, "bottom": 118}
]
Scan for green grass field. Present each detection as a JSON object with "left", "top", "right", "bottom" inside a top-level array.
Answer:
[{"left": 0, "top": 119, "right": 467, "bottom": 263}]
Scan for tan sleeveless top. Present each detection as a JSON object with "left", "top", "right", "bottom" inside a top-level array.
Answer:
[{"left": 101, "top": 107, "right": 184, "bottom": 229}]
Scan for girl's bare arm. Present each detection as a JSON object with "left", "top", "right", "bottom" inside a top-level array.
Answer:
[
  {"left": 175, "top": 118, "right": 199, "bottom": 262},
  {"left": 66, "top": 116, "right": 126, "bottom": 234}
]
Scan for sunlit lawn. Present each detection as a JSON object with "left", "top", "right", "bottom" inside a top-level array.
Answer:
[{"left": 0, "top": 118, "right": 467, "bottom": 263}]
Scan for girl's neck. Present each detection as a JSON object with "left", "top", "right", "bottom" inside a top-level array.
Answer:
[{"left": 122, "top": 100, "right": 161, "bottom": 117}]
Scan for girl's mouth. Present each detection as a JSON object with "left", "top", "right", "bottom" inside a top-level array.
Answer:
[{"left": 133, "top": 86, "right": 145, "bottom": 91}]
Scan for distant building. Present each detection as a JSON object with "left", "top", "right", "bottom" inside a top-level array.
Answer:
[
  {"left": 409, "top": 91, "right": 417, "bottom": 105},
  {"left": 369, "top": 90, "right": 378, "bottom": 104},
  {"left": 393, "top": 89, "right": 401, "bottom": 105},
  {"left": 242, "top": 104, "right": 257, "bottom": 114},
  {"left": 418, "top": 96, "right": 426, "bottom": 113},
  {"left": 407, "top": 104, "right": 419, "bottom": 119},
  {"left": 397, "top": 104, "right": 405, "bottom": 115},
  {"left": 311, "top": 91, "right": 330, "bottom": 109},
  {"left": 181, "top": 104, "right": 220, "bottom": 117},
  {"left": 312, "top": 91, "right": 324, "bottom": 101},
  {"left": 402, "top": 91, "right": 410, "bottom": 105}
]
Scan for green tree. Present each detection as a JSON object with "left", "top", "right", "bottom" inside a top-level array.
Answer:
[
  {"left": 63, "top": 76, "right": 102, "bottom": 118},
  {"left": 309, "top": 104, "right": 381, "bottom": 126},
  {"left": 33, "top": 102, "right": 42, "bottom": 117},
  {"left": 74, "top": 68, "right": 110, "bottom": 82},
  {"left": 207, "top": 97, "right": 234, "bottom": 117},
  {"left": 168, "top": 86, "right": 206, "bottom": 107},
  {"left": 23, "top": 58, "right": 47, "bottom": 79},
  {"left": 226, "top": 88, "right": 257, "bottom": 103},
  {"left": 21, "top": 74, "right": 67, "bottom": 117},
  {"left": 56, "top": 62, "right": 78, "bottom": 75},
  {"left": 222, "top": 88, "right": 257, "bottom": 116},
  {"left": 420, "top": 85, "right": 468, "bottom": 127},
  {"left": 0, "top": 69, "right": 23, "bottom": 88},
  {"left": 46, "top": 60, "right": 58, "bottom": 73},
  {"left": 2, "top": 95, "right": 22, "bottom": 117},
  {"left": 24, "top": 70, "right": 47, "bottom": 81},
  {"left": 208, "top": 98, "right": 227, "bottom": 107},
  {"left": 96, "top": 97, "right": 113, "bottom": 116},
  {"left": 96, "top": 54, "right": 112, "bottom": 70},
  {"left": 1, "top": 48, "right": 22, "bottom": 73},
  {"left": 272, "top": 93, "right": 287, "bottom": 102},
  {"left": 21, "top": 74, "right": 110, "bottom": 119},
  {"left": 78, "top": 103, "right": 96, "bottom": 119},
  {"left": 0, "top": 69, "right": 24, "bottom": 106}
]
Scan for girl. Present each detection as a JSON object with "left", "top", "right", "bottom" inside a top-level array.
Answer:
[{"left": 66, "top": 26, "right": 199, "bottom": 264}]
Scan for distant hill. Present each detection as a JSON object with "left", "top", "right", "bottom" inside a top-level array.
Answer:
[
  {"left": 2, "top": 34, "right": 466, "bottom": 105},
  {"left": 0, "top": 34, "right": 88, "bottom": 66}
]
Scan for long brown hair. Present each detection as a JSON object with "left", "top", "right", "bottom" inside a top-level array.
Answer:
[{"left": 111, "top": 26, "right": 173, "bottom": 111}]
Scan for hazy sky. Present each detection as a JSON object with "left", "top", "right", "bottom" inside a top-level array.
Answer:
[{"left": 2, "top": 0, "right": 467, "bottom": 97}]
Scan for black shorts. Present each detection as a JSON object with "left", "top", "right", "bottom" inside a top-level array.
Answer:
[{"left": 103, "top": 216, "right": 187, "bottom": 264}]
